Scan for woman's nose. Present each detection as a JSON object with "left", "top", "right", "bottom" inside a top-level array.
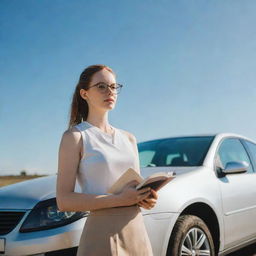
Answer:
[{"left": 107, "top": 87, "right": 115, "bottom": 95}]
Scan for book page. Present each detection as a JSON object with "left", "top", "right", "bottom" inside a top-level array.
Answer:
[{"left": 107, "top": 168, "right": 144, "bottom": 194}]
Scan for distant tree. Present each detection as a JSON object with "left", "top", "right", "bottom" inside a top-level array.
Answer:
[{"left": 20, "top": 170, "right": 27, "bottom": 176}]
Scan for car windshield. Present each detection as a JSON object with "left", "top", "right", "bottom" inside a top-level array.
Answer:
[{"left": 138, "top": 136, "right": 214, "bottom": 167}]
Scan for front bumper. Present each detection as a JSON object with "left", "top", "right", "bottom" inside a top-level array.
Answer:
[{"left": 0, "top": 210, "right": 86, "bottom": 256}]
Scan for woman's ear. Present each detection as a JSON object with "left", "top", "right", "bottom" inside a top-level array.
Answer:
[{"left": 80, "top": 89, "right": 87, "bottom": 101}]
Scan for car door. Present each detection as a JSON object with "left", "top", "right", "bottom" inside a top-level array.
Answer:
[
  {"left": 215, "top": 137, "right": 256, "bottom": 249},
  {"left": 241, "top": 139, "right": 256, "bottom": 235}
]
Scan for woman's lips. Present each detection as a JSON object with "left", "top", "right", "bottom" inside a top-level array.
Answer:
[{"left": 104, "top": 99, "right": 114, "bottom": 102}]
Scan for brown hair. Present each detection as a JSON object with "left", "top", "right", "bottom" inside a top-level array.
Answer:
[{"left": 68, "top": 64, "right": 115, "bottom": 129}]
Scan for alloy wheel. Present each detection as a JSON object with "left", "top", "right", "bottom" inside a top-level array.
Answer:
[{"left": 180, "top": 227, "right": 211, "bottom": 256}]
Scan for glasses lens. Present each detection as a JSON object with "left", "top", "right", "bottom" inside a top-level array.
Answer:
[
  {"left": 116, "top": 84, "right": 122, "bottom": 94},
  {"left": 96, "top": 83, "right": 123, "bottom": 94},
  {"left": 97, "top": 83, "right": 108, "bottom": 93}
]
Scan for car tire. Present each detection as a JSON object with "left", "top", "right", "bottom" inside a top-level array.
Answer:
[{"left": 167, "top": 214, "right": 215, "bottom": 256}]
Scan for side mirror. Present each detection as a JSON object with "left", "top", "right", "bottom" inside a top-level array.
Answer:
[{"left": 222, "top": 161, "right": 248, "bottom": 175}]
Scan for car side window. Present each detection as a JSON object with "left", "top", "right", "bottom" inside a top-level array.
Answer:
[
  {"left": 217, "top": 138, "right": 253, "bottom": 173},
  {"left": 243, "top": 140, "right": 256, "bottom": 172}
]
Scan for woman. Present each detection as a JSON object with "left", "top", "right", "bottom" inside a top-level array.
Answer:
[{"left": 56, "top": 64, "right": 158, "bottom": 256}]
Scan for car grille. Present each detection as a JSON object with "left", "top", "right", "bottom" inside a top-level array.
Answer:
[{"left": 0, "top": 211, "right": 26, "bottom": 235}]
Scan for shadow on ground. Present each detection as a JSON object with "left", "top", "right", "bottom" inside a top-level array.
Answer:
[{"left": 227, "top": 242, "right": 256, "bottom": 256}]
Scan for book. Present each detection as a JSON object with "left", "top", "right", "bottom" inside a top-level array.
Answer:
[{"left": 107, "top": 168, "right": 176, "bottom": 194}]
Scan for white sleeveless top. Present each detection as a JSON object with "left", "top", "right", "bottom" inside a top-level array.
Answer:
[{"left": 74, "top": 121, "right": 140, "bottom": 195}]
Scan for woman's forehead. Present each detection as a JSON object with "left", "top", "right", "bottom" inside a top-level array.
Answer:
[{"left": 90, "top": 69, "right": 116, "bottom": 84}]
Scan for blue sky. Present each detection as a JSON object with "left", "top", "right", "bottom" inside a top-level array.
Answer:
[{"left": 1, "top": 0, "right": 256, "bottom": 175}]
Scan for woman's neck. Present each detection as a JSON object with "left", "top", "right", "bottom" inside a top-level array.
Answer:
[{"left": 86, "top": 111, "right": 112, "bottom": 133}]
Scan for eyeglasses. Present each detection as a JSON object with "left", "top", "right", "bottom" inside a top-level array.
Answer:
[{"left": 88, "top": 82, "right": 123, "bottom": 94}]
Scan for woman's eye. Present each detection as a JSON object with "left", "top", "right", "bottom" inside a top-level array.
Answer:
[{"left": 98, "top": 84, "right": 106, "bottom": 89}]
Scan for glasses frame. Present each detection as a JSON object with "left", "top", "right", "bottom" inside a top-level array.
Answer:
[{"left": 87, "top": 82, "right": 123, "bottom": 94}]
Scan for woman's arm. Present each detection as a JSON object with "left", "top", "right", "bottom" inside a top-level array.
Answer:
[{"left": 56, "top": 129, "right": 151, "bottom": 212}]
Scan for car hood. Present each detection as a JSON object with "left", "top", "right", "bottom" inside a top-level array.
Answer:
[
  {"left": 0, "top": 175, "right": 80, "bottom": 210},
  {"left": 140, "top": 166, "right": 200, "bottom": 178},
  {"left": 0, "top": 167, "right": 201, "bottom": 210}
]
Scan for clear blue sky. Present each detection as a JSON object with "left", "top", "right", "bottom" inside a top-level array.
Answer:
[{"left": 1, "top": 0, "right": 256, "bottom": 175}]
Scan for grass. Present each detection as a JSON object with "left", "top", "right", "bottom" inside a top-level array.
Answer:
[{"left": 0, "top": 175, "right": 47, "bottom": 187}]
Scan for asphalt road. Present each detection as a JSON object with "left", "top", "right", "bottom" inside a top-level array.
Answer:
[{"left": 227, "top": 243, "right": 256, "bottom": 256}]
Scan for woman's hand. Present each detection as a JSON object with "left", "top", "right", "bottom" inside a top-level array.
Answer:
[
  {"left": 118, "top": 180, "right": 152, "bottom": 206},
  {"left": 137, "top": 189, "right": 158, "bottom": 210}
]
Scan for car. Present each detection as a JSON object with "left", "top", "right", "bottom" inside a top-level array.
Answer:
[{"left": 0, "top": 132, "right": 256, "bottom": 256}]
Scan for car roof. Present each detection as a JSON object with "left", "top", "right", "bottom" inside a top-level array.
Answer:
[{"left": 138, "top": 133, "right": 256, "bottom": 144}]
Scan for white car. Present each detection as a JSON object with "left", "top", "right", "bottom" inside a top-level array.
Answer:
[{"left": 0, "top": 133, "right": 256, "bottom": 256}]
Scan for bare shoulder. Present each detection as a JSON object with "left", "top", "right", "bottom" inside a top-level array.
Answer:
[
  {"left": 119, "top": 129, "right": 137, "bottom": 144},
  {"left": 59, "top": 127, "right": 83, "bottom": 157},
  {"left": 61, "top": 126, "right": 82, "bottom": 144}
]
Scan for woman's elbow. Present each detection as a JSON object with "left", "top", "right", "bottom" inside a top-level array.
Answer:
[{"left": 56, "top": 194, "right": 66, "bottom": 212}]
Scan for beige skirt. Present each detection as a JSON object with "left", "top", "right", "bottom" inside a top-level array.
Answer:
[{"left": 76, "top": 205, "right": 153, "bottom": 256}]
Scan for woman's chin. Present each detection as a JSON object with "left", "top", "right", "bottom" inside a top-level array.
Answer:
[
  {"left": 107, "top": 105, "right": 115, "bottom": 110},
  {"left": 104, "top": 102, "right": 116, "bottom": 110},
  {"left": 101, "top": 105, "right": 115, "bottom": 111}
]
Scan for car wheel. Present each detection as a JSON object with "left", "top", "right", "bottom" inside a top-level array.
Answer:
[{"left": 168, "top": 214, "right": 215, "bottom": 256}]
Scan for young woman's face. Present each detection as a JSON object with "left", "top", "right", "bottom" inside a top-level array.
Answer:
[{"left": 80, "top": 69, "right": 118, "bottom": 112}]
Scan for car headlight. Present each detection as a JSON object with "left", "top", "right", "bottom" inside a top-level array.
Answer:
[{"left": 20, "top": 198, "right": 89, "bottom": 233}]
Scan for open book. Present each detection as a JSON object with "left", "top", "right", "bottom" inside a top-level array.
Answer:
[{"left": 107, "top": 168, "right": 176, "bottom": 194}]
